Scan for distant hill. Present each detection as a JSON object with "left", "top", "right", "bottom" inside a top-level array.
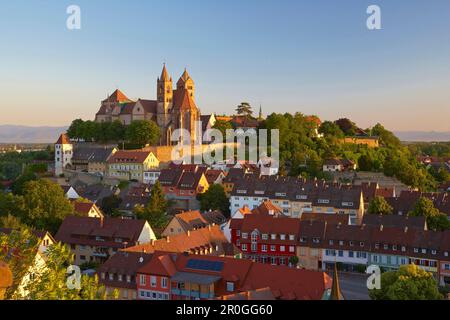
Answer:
[
  {"left": 0, "top": 125, "right": 68, "bottom": 143},
  {"left": 394, "top": 131, "right": 450, "bottom": 142}
]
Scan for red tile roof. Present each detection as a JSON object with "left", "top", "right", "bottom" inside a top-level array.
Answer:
[
  {"left": 55, "top": 133, "right": 70, "bottom": 145},
  {"left": 108, "top": 150, "right": 153, "bottom": 164}
]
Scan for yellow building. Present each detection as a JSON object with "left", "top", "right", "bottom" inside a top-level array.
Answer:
[
  {"left": 343, "top": 137, "right": 380, "bottom": 148},
  {"left": 107, "top": 150, "right": 159, "bottom": 182}
]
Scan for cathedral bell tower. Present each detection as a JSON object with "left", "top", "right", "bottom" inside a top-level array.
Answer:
[{"left": 157, "top": 63, "right": 173, "bottom": 127}]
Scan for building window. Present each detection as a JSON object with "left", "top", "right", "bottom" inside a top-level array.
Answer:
[
  {"left": 242, "top": 233, "right": 248, "bottom": 239},
  {"left": 262, "top": 234, "right": 268, "bottom": 240},
  {"left": 271, "top": 234, "right": 276, "bottom": 240},
  {"left": 270, "top": 245, "right": 276, "bottom": 252},
  {"left": 348, "top": 251, "right": 354, "bottom": 258},
  {"left": 262, "top": 245, "right": 267, "bottom": 252},
  {"left": 150, "top": 276, "right": 157, "bottom": 287},
  {"left": 280, "top": 234, "right": 286, "bottom": 240},
  {"left": 289, "top": 234, "right": 295, "bottom": 241},
  {"left": 241, "top": 244, "right": 247, "bottom": 251},
  {"left": 271, "top": 257, "right": 277, "bottom": 265},
  {"left": 109, "top": 273, "right": 114, "bottom": 281},
  {"left": 251, "top": 243, "right": 257, "bottom": 252},
  {"left": 161, "top": 277, "right": 168, "bottom": 288},
  {"left": 251, "top": 231, "right": 258, "bottom": 242},
  {"left": 339, "top": 240, "right": 344, "bottom": 246},
  {"left": 289, "top": 246, "right": 295, "bottom": 253},
  {"left": 280, "top": 246, "right": 285, "bottom": 252},
  {"left": 338, "top": 250, "right": 343, "bottom": 257},
  {"left": 139, "top": 274, "right": 146, "bottom": 286},
  {"left": 118, "top": 274, "right": 123, "bottom": 282},
  {"left": 226, "top": 282, "right": 234, "bottom": 292},
  {"left": 329, "top": 240, "right": 334, "bottom": 245}
]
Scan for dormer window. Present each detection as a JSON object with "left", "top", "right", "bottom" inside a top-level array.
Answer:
[
  {"left": 289, "top": 234, "right": 295, "bottom": 241},
  {"left": 384, "top": 244, "right": 388, "bottom": 250},
  {"left": 393, "top": 245, "right": 397, "bottom": 251},
  {"left": 421, "top": 249, "right": 426, "bottom": 254},
  {"left": 360, "top": 242, "right": 364, "bottom": 247},
  {"left": 300, "top": 237, "right": 307, "bottom": 243},
  {"left": 109, "top": 273, "right": 114, "bottom": 281},
  {"left": 329, "top": 240, "right": 334, "bottom": 245},
  {"left": 414, "top": 248, "right": 419, "bottom": 253},
  {"left": 431, "top": 250, "right": 437, "bottom": 255},
  {"left": 271, "top": 234, "right": 276, "bottom": 240},
  {"left": 242, "top": 233, "right": 248, "bottom": 239},
  {"left": 262, "top": 234, "right": 268, "bottom": 240},
  {"left": 280, "top": 234, "right": 286, "bottom": 240},
  {"left": 313, "top": 237, "right": 320, "bottom": 244},
  {"left": 401, "top": 246, "right": 406, "bottom": 252},
  {"left": 118, "top": 274, "right": 123, "bottom": 282},
  {"left": 339, "top": 240, "right": 344, "bottom": 246},
  {"left": 375, "top": 243, "right": 380, "bottom": 249},
  {"left": 445, "top": 252, "right": 449, "bottom": 257},
  {"left": 349, "top": 241, "right": 354, "bottom": 246}
]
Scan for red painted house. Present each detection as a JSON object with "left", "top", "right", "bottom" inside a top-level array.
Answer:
[
  {"left": 136, "top": 251, "right": 331, "bottom": 300},
  {"left": 230, "top": 213, "right": 301, "bottom": 266}
]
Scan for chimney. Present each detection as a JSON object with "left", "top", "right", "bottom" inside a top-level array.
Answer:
[
  {"left": 100, "top": 216, "right": 104, "bottom": 228},
  {"left": 151, "top": 239, "right": 155, "bottom": 246},
  {"left": 215, "top": 245, "right": 219, "bottom": 252},
  {"left": 380, "top": 224, "right": 383, "bottom": 231},
  {"left": 166, "top": 236, "right": 170, "bottom": 243},
  {"left": 208, "top": 225, "right": 212, "bottom": 231},
  {"left": 187, "top": 230, "right": 191, "bottom": 237},
  {"left": 404, "top": 226, "right": 408, "bottom": 233}
]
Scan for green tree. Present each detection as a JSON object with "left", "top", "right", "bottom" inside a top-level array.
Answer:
[
  {"left": 67, "top": 119, "right": 85, "bottom": 140},
  {"left": 100, "top": 195, "right": 122, "bottom": 216},
  {"left": 125, "top": 120, "right": 160, "bottom": 147},
  {"left": 318, "top": 121, "right": 344, "bottom": 138},
  {"left": 212, "top": 119, "right": 233, "bottom": 140},
  {"left": 11, "top": 171, "right": 37, "bottom": 195},
  {"left": 20, "top": 179, "right": 75, "bottom": 234},
  {"left": 368, "top": 196, "right": 393, "bottom": 215},
  {"left": 235, "top": 102, "right": 253, "bottom": 118},
  {"left": 135, "top": 181, "right": 169, "bottom": 231},
  {"left": 0, "top": 230, "right": 117, "bottom": 300},
  {"left": 408, "top": 197, "right": 449, "bottom": 231},
  {"left": 0, "top": 214, "right": 25, "bottom": 229},
  {"left": 369, "top": 264, "right": 443, "bottom": 300},
  {"left": 197, "top": 184, "right": 230, "bottom": 217},
  {"left": 358, "top": 154, "right": 374, "bottom": 171}
]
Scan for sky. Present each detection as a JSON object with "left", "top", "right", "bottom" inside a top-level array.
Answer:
[{"left": 0, "top": 0, "right": 449, "bottom": 131}]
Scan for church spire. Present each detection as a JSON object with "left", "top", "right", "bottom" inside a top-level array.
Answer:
[
  {"left": 258, "top": 104, "right": 263, "bottom": 120},
  {"left": 160, "top": 63, "right": 169, "bottom": 81},
  {"left": 330, "top": 263, "right": 345, "bottom": 300}
]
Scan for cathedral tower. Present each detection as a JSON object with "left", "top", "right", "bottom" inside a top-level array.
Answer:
[
  {"left": 177, "top": 68, "right": 195, "bottom": 100},
  {"left": 157, "top": 63, "right": 173, "bottom": 127}
]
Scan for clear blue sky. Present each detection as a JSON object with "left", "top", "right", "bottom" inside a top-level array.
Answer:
[{"left": 1, "top": 0, "right": 449, "bottom": 131}]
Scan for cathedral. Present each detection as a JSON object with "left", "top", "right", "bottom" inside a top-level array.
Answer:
[{"left": 95, "top": 64, "right": 200, "bottom": 146}]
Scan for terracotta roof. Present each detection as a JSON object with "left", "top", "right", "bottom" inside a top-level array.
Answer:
[
  {"left": 251, "top": 200, "right": 283, "bottom": 216},
  {"left": 124, "top": 225, "right": 228, "bottom": 255},
  {"left": 56, "top": 133, "right": 70, "bottom": 145},
  {"left": 173, "top": 88, "right": 197, "bottom": 111},
  {"left": 204, "top": 169, "right": 224, "bottom": 184},
  {"left": 219, "top": 287, "right": 275, "bottom": 300},
  {"left": 300, "top": 212, "right": 350, "bottom": 225},
  {"left": 175, "top": 211, "right": 209, "bottom": 231},
  {"left": 102, "top": 89, "right": 132, "bottom": 103},
  {"left": 55, "top": 216, "right": 148, "bottom": 249},
  {"left": 73, "top": 201, "right": 95, "bottom": 215},
  {"left": 362, "top": 214, "right": 426, "bottom": 231},
  {"left": 137, "top": 99, "right": 157, "bottom": 114},
  {"left": 108, "top": 150, "right": 153, "bottom": 164},
  {"left": 98, "top": 251, "right": 153, "bottom": 289},
  {"left": 143, "top": 253, "right": 332, "bottom": 300}
]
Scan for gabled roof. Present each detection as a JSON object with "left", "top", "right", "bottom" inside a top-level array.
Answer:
[
  {"left": 177, "top": 68, "right": 193, "bottom": 86},
  {"left": 124, "top": 225, "right": 228, "bottom": 255},
  {"left": 108, "top": 150, "right": 153, "bottom": 164},
  {"left": 55, "top": 216, "right": 147, "bottom": 248},
  {"left": 56, "top": 133, "right": 70, "bottom": 145},
  {"left": 173, "top": 88, "right": 197, "bottom": 111},
  {"left": 102, "top": 89, "right": 132, "bottom": 103}
]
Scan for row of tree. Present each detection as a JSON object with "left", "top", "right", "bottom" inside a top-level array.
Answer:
[
  {"left": 259, "top": 113, "right": 438, "bottom": 191},
  {"left": 67, "top": 119, "right": 160, "bottom": 147},
  {"left": 368, "top": 196, "right": 450, "bottom": 231}
]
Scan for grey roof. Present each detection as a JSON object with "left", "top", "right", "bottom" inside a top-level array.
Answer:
[
  {"left": 72, "top": 147, "right": 115, "bottom": 163},
  {"left": 171, "top": 271, "right": 222, "bottom": 285}
]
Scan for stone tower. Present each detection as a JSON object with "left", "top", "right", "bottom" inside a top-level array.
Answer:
[
  {"left": 157, "top": 63, "right": 173, "bottom": 127},
  {"left": 177, "top": 68, "right": 195, "bottom": 99},
  {"left": 54, "top": 133, "right": 73, "bottom": 176}
]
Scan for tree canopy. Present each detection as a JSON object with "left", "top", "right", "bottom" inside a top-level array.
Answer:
[
  {"left": 368, "top": 196, "right": 393, "bottom": 215},
  {"left": 197, "top": 184, "right": 230, "bottom": 217},
  {"left": 369, "top": 264, "right": 443, "bottom": 300},
  {"left": 408, "top": 197, "right": 450, "bottom": 231},
  {"left": 134, "top": 181, "right": 169, "bottom": 233},
  {"left": 235, "top": 102, "right": 253, "bottom": 118}
]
